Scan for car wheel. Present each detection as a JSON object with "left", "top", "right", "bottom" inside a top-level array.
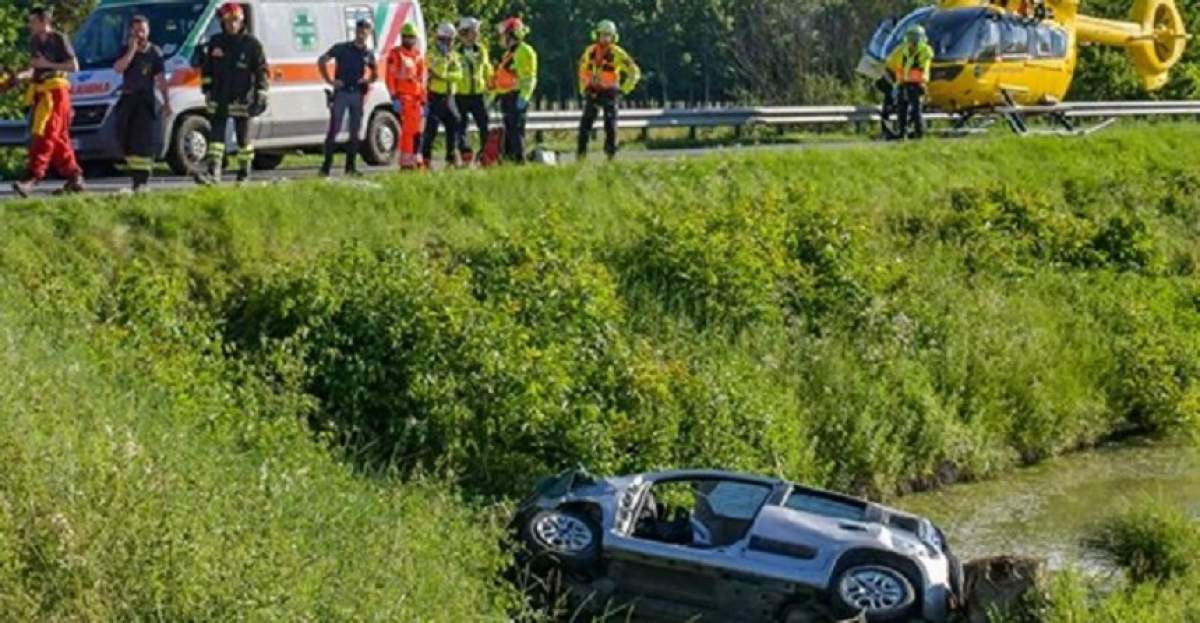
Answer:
[
  {"left": 831, "top": 564, "right": 916, "bottom": 622},
  {"left": 520, "top": 509, "right": 600, "bottom": 574},
  {"left": 168, "top": 114, "right": 211, "bottom": 176},
  {"left": 363, "top": 108, "right": 400, "bottom": 166},
  {"left": 252, "top": 152, "right": 285, "bottom": 171}
]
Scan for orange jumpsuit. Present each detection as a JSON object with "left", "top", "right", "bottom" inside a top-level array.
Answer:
[{"left": 385, "top": 45, "right": 426, "bottom": 168}]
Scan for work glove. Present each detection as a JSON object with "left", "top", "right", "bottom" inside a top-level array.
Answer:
[
  {"left": 392, "top": 98, "right": 403, "bottom": 115},
  {"left": 249, "top": 90, "right": 269, "bottom": 117},
  {"left": 515, "top": 96, "right": 528, "bottom": 112}
]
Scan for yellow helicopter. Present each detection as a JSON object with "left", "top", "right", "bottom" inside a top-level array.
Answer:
[{"left": 858, "top": 0, "right": 1190, "bottom": 133}]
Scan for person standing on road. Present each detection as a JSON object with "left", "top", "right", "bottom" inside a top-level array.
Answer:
[
  {"left": 385, "top": 23, "right": 426, "bottom": 170},
  {"left": 576, "top": 20, "right": 640, "bottom": 161},
  {"left": 113, "top": 15, "right": 170, "bottom": 192},
  {"left": 11, "top": 6, "right": 85, "bottom": 199},
  {"left": 192, "top": 2, "right": 269, "bottom": 185},
  {"left": 453, "top": 17, "right": 491, "bottom": 166},
  {"left": 317, "top": 20, "right": 378, "bottom": 177},
  {"left": 886, "top": 25, "right": 933, "bottom": 140},
  {"left": 489, "top": 17, "right": 537, "bottom": 164},
  {"left": 421, "top": 23, "right": 463, "bottom": 169}
]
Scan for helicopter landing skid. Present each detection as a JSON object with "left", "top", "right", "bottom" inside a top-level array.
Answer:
[{"left": 1023, "top": 117, "right": 1118, "bottom": 137}]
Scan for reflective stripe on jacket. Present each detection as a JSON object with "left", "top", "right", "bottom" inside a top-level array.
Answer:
[
  {"left": 455, "top": 43, "right": 492, "bottom": 95},
  {"left": 427, "top": 43, "right": 462, "bottom": 95}
]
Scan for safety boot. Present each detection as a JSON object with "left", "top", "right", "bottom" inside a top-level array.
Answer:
[
  {"left": 194, "top": 158, "right": 220, "bottom": 186},
  {"left": 54, "top": 176, "right": 86, "bottom": 196},
  {"left": 131, "top": 170, "right": 151, "bottom": 193},
  {"left": 236, "top": 162, "right": 251, "bottom": 183},
  {"left": 11, "top": 178, "right": 35, "bottom": 198},
  {"left": 344, "top": 141, "right": 361, "bottom": 176}
]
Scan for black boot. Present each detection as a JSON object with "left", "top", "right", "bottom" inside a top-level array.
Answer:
[
  {"left": 344, "top": 140, "right": 360, "bottom": 176},
  {"left": 131, "top": 169, "right": 151, "bottom": 192},
  {"left": 236, "top": 158, "right": 251, "bottom": 183}
]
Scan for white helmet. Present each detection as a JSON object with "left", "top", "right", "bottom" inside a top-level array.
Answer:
[
  {"left": 458, "top": 17, "right": 480, "bottom": 33},
  {"left": 437, "top": 22, "right": 456, "bottom": 39}
]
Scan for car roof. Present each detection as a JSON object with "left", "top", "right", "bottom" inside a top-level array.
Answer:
[{"left": 637, "top": 468, "right": 786, "bottom": 487}]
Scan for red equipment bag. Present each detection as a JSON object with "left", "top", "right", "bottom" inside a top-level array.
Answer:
[{"left": 480, "top": 127, "right": 504, "bottom": 168}]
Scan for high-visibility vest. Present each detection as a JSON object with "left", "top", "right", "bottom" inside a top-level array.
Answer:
[
  {"left": 455, "top": 44, "right": 492, "bottom": 95},
  {"left": 426, "top": 44, "right": 462, "bottom": 95},
  {"left": 490, "top": 42, "right": 537, "bottom": 98},
  {"left": 578, "top": 43, "right": 640, "bottom": 94},
  {"left": 386, "top": 46, "right": 426, "bottom": 98},
  {"left": 888, "top": 43, "right": 934, "bottom": 84}
]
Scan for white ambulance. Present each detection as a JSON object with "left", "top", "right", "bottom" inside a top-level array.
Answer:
[{"left": 1, "top": 0, "right": 425, "bottom": 174}]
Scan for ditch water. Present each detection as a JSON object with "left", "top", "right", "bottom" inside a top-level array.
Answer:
[{"left": 900, "top": 440, "right": 1200, "bottom": 572}]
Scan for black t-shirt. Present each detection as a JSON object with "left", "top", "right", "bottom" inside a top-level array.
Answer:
[
  {"left": 323, "top": 41, "right": 376, "bottom": 92},
  {"left": 29, "top": 31, "right": 76, "bottom": 82},
  {"left": 120, "top": 44, "right": 165, "bottom": 95}
]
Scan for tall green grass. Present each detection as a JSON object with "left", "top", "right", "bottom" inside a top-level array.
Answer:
[{"left": 1, "top": 124, "right": 1198, "bottom": 617}]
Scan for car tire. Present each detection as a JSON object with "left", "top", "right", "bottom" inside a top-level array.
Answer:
[
  {"left": 830, "top": 562, "right": 917, "bottom": 622},
  {"left": 519, "top": 509, "right": 601, "bottom": 576},
  {"left": 252, "top": 152, "right": 285, "bottom": 171},
  {"left": 363, "top": 108, "right": 400, "bottom": 166},
  {"left": 167, "top": 114, "right": 211, "bottom": 176}
]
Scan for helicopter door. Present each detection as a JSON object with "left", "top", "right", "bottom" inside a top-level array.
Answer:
[
  {"left": 1026, "top": 23, "right": 1072, "bottom": 105},
  {"left": 996, "top": 17, "right": 1036, "bottom": 105}
]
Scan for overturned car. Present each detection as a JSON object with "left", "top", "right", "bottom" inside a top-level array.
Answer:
[{"left": 514, "top": 469, "right": 963, "bottom": 623}]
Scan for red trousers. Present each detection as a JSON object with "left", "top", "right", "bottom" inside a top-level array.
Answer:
[
  {"left": 396, "top": 94, "right": 424, "bottom": 168},
  {"left": 27, "top": 86, "right": 82, "bottom": 181}
]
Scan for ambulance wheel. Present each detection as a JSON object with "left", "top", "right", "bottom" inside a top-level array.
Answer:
[
  {"left": 168, "top": 114, "right": 211, "bottom": 176},
  {"left": 363, "top": 109, "right": 400, "bottom": 166},
  {"left": 252, "top": 153, "right": 285, "bottom": 171}
]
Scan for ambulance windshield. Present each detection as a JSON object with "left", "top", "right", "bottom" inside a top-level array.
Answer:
[{"left": 74, "top": 2, "right": 209, "bottom": 69}]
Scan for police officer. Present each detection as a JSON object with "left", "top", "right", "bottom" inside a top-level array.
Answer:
[
  {"left": 576, "top": 20, "right": 640, "bottom": 161},
  {"left": 192, "top": 2, "right": 269, "bottom": 184},
  {"left": 454, "top": 17, "right": 492, "bottom": 165},
  {"left": 113, "top": 14, "right": 170, "bottom": 191},
  {"left": 421, "top": 23, "right": 463, "bottom": 168},
  {"left": 317, "top": 20, "right": 378, "bottom": 177}
]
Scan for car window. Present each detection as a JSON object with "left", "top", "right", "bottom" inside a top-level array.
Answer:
[
  {"left": 698, "top": 481, "right": 772, "bottom": 520},
  {"left": 785, "top": 490, "right": 867, "bottom": 522}
]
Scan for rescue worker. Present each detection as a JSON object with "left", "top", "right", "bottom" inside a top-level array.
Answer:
[
  {"left": 11, "top": 6, "right": 85, "bottom": 198},
  {"left": 576, "top": 20, "right": 640, "bottom": 161},
  {"left": 317, "top": 19, "right": 378, "bottom": 177},
  {"left": 454, "top": 17, "right": 492, "bottom": 165},
  {"left": 113, "top": 14, "right": 171, "bottom": 192},
  {"left": 489, "top": 17, "right": 537, "bottom": 164},
  {"left": 385, "top": 23, "right": 426, "bottom": 170},
  {"left": 886, "top": 25, "right": 934, "bottom": 140},
  {"left": 420, "top": 23, "right": 463, "bottom": 168},
  {"left": 192, "top": 2, "right": 269, "bottom": 185}
]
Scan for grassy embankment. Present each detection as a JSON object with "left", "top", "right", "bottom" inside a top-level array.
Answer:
[{"left": 1, "top": 124, "right": 1198, "bottom": 619}]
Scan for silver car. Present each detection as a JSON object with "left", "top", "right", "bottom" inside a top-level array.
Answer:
[{"left": 514, "top": 469, "right": 962, "bottom": 623}]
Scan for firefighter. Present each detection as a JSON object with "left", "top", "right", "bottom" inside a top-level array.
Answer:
[
  {"left": 421, "top": 23, "right": 463, "bottom": 168},
  {"left": 886, "top": 25, "right": 934, "bottom": 140},
  {"left": 576, "top": 20, "right": 640, "bottom": 161},
  {"left": 11, "top": 6, "right": 85, "bottom": 198},
  {"left": 317, "top": 19, "right": 378, "bottom": 177},
  {"left": 192, "top": 2, "right": 269, "bottom": 185},
  {"left": 386, "top": 23, "right": 426, "bottom": 170},
  {"left": 454, "top": 17, "right": 492, "bottom": 165},
  {"left": 113, "top": 14, "right": 170, "bottom": 192},
  {"left": 489, "top": 17, "right": 537, "bottom": 164}
]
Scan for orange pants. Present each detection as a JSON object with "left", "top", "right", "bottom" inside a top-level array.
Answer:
[
  {"left": 27, "top": 87, "right": 82, "bottom": 181},
  {"left": 396, "top": 94, "right": 424, "bottom": 168}
]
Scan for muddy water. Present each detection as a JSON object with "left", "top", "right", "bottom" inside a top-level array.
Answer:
[{"left": 899, "top": 441, "right": 1200, "bottom": 571}]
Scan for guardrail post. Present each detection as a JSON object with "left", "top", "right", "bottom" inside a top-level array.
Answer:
[
  {"left": 535, "top": 130, "right": 545, "bottom": 144},
  {"left": 689, "top": 126, "right": 697, "bottom": 141},
  {"left": 640, "top": 128, "right": 649, "bottom": 142}
]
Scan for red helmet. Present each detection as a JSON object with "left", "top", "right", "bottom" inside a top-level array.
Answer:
[
  {"left": 217, "top": 2, "right": 244, "bottom": 21},
  {"left": 499, "top": 17, "right": 528, "bottom": 39}
]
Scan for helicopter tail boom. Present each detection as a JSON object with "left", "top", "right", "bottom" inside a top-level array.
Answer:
[{"left": 1075, "top": 0, "right": 1188, "bottom": 90}]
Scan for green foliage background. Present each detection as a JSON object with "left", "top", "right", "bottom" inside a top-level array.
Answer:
[{"left": 5, "top": 0, "right": 1200, "bottom": 107}]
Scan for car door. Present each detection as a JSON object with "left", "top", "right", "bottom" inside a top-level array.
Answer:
[{"left": 602, "top": 478, "right": 775, "bottom": 619}]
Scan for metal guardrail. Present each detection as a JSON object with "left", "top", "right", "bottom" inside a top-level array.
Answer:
[{"left": 2, "top": 100, "right": 1200, "bottom": 148}]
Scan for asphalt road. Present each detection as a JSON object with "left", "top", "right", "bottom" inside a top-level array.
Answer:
[{"left": 0, "top": 139, "right": 886, "bottom": 201}]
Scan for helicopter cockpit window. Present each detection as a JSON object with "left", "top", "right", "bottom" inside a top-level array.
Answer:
[
  {"left": 1000, "top": 19, "right": 1032, "bottom": 57},
  {"left": 926, "top": 8, "right": 994, "bottom": 62},
  {"left": 1035, "top": 25, "right": 1069, "bottom": 59}
]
